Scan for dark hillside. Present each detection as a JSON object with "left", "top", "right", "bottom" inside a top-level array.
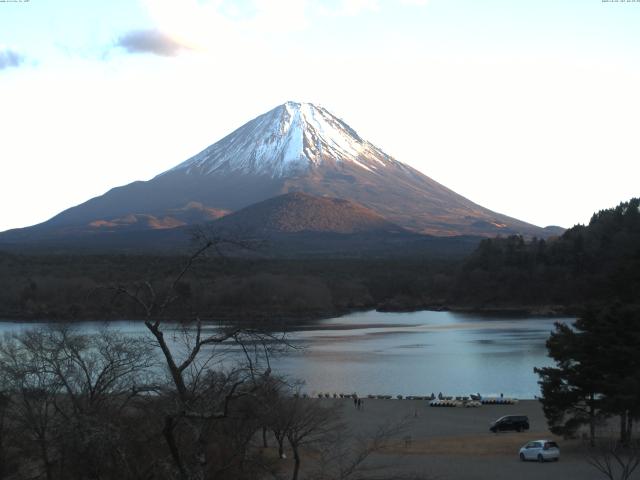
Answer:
[
  {"left": 0, "top": 253, "right": 460, "bottom": 322},
  {"left": 210, "top": 192, "right": 404, "bottom": 234},
  {"left": 453, "top": 198, "right": 640, "bottom": 309},
  {"left": 2, "top": 199, "right": 637, "bottom": 322}
]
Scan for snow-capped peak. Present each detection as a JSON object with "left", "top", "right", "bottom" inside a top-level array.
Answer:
[{"left": 165, "top": 101, "right": 394, "bottom": 178}]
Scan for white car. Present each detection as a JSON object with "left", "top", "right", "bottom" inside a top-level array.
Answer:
[{"left": 519, "top": 440, "right": 560, "bottom": 462}]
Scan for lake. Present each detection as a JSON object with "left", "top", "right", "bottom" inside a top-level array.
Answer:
[{"left": 0, "top": 310, "right": 572, "bottom": 399}]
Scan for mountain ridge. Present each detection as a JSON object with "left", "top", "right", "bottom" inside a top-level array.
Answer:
[
  {"left": 162, "top": 101, "right": 394, "bottom": 178},
  {"left": 209, "top": 192, "right": 406, "bottom": 235},
  {"left": 0, "top": 101, "right": 560, "bottom": 247}
]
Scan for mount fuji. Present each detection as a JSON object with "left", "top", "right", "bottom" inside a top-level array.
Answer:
[{"left": 0, "top": 101, "right": 558, "bottom": 250}]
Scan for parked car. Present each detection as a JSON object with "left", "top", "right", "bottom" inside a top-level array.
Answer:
[
  {"left": 489, "top": 415, "right": 529, "bottom": 433},
  {"left": 519, "top": 440, "right": 560, "bottom": 462}
]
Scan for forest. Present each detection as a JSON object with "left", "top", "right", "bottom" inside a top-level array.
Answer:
[
  {"left": 0, "top": 198, "right": 638, "bottom": 322},
  {"left": 455, "top": 197, "right": 640, "bottom": 309}
]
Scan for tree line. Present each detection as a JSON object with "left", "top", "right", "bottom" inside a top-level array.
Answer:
[
  {"left": 0, "top": 253, "right": 458, "bottom": 322},
  {"left": 454, "top": 198, "right": 640, "bottom": 310}
]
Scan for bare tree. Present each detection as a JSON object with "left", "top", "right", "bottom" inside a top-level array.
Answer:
[
  {"left": 20, "top": 326, "right": 155, "bottom": 415},
  {"left": 260, "top": 378, "right": 296, "bottom": 459},
  {"left": 0, "top": 391, "right": 11, "bottom": 479},
  {"left": 253, "top": 373, "right": 289, "bottom": 451},
  {"left": 110, "top": 235, "right": 285, "bottom": 480},
  {"left": 0, "top": 327, "right": 158, "bottom": 480},
  {"left": 586, "top": 439, "right": 640, "bottom": 480},
  {"left": 310, "top": 419, "right": 411, "bottom": 480},
  {"left": 0, "top": 234, "right": 290, "bottom": 480},
  {"left": 0, "top": 332, "right": 63, "bottom": 480},
  {"left": 280, "top": 396, "right": 342, "bottom": 480},
  {"left": 265, "top": 394, "right": 420, "bottom": 480}
]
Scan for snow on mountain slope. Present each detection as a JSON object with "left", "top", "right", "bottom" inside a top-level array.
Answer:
[
  {"left": 165, "top": 102, "right": 396, "bottom": 177},
  {"left": 0, "top": 101, "right": 558, "bottom": 244}
]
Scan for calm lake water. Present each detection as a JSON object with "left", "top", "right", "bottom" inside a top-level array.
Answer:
[{"left": 0, "top": 310, "right": 572, "bottom": 399}]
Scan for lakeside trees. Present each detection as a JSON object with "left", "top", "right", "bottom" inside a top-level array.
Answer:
[
  {"left": 0, "top": 254, "right": 459, "bottom": 322},
  {"left": 0, "top": 235, "right": 414, "bottom": 480},
  {"left": 0, "top": 327, "right": 411, "bottom": 480},
  {"left": 0, "top": 325, "right": 311, "bottom": 480},
  {"left": 0, "top": 327, "right": 155, "bottom": 479},
  {"left": 455, "top": 198, "right": 640, "bottom": 309},
  {"left": 536, "top": 304, "right": 640, "bottom": 446},
  {"left": 0, "top": 233, "right": 281, "bottom": 479}
]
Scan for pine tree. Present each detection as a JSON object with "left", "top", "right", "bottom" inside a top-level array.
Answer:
[
  {"left": 535, "top": 319, "right": 604, "bottom": 445},
  {"left": 536, "top": 304, "right": 640, "bottom": 445},
  {"left": 589, "top": 305, "right": 640, "bottom": 446}
]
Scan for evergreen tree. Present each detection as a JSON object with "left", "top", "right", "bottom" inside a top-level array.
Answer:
[
  {"left": 456, "top": 197, "right": 640, "bottom": 309},
  {"left": 589, "top": 304, "right": 640, "bottom": 446},
  {"left": 535, "top": 319, "right": 604, "bottom": 445},
  {"left": 536, "top": 304, "right": 640, "bottom": 445}
]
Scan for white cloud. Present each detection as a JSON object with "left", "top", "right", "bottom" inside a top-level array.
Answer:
[
  {"left": 320, "top": 0, "right": 380, "bottom": 17},
  {"left": 0, "top": 47, "right": 26, "bottom": 70},
  {"left": 143, "top": 0, "right": 309, "bottom": 50},
  {"left": 251, "top": 0, "right": 309, "bottom": 30},
  {"left": 116, "top": 29, "right": 191, "bottom": 56},
  {"left": 143, "top": 0, "right": 396, "bottom": 46},
  {"left": 398, "top": 0, "right": 429, "bottom": 5}
]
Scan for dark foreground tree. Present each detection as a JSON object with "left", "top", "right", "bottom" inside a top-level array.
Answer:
[
  {"left": 0, "top": 233, "right": 434, "bottom": 480},
  {"left": 589, "top": 305, "right": 640, "bottom": 446},
  {"left": 310, "top": 418, "right": 412, "bottom": 480},
  {"left": 282, "top": 396, "right": 341, "bottom": 480},
  {"left": 0, "top": 391, "right": 13, "bottom": 478},
  {"left": 535, "top": 319, "right": 604, "bottom": 445},
  {"left": 586, "top": 438, "right": 640, "bottom": 480},
  {"left": 536, "top": 304, "right": 640, "bottom": 445},
  {"left": 110, "top": 234, "right": 287, "bottom": 480},
  {"left": 0, "top": 326, "right": 155, "bottom": 480}
]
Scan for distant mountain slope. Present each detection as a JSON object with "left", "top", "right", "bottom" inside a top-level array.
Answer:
[
  {"left": 211, "top": 192, "right": 405, "bottom": 234},
  {"left": 0, "top": 101, "right": 558, "bottom": 249},
  {"left": 0, "top": 193, "right": 483, "bottom": 258}
]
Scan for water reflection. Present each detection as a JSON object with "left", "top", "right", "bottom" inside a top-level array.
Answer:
[
  {"left": 0, "top": 311, "right": 573, "bottom": 399},
  {"left": 274, "top": 310, "right": 573, "bottom": 398}
]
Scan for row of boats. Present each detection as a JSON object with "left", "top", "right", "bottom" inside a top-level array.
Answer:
[{"left": 310, "top": 392, "right": 519, "bottom": 406}]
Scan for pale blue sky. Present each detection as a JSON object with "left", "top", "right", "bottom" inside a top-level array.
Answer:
[{"left": 1, "top": 0, "right": 639, "bottom": 231}]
